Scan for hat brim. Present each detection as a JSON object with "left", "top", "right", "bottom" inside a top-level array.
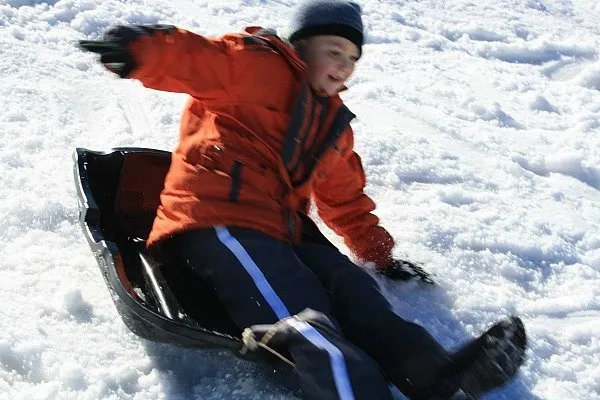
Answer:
[{"left": 289, "top": 23, "right": 363, "bottom": 57}]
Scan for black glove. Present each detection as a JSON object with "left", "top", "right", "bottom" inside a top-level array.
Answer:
[
  {"left": 78, "top": 38, "right": 135, "bottom": 78},
  {"left": 78, "top": 25, "right": 174, "bottom": 78},
  {"left": 379, "top": 259, "right": 436, "bottom": 285}
]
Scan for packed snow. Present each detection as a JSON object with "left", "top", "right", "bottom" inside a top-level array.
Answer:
[{"left": 1, "top": 0, "right": 599, "bottom": 399}]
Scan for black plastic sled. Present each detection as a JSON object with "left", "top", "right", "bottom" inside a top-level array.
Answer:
[{"left": 73, "top": 147, "right": 244, "bottom": 351}]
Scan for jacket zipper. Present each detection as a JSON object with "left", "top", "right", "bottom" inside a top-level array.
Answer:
[{"left": 286, "top": 208, "right": 297, "bottom": 242}]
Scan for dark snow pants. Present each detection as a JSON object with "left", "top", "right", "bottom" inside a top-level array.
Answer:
[{"left": 166, "top": 226, "right": 449, "bottom": 399}]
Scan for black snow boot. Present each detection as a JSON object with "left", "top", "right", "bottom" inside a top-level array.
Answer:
[
  {"left": 448, "top": 316, "right": 527, "bottom": 399},
  {"left": 410, "top": 316, "right": 527, "bottom": 400}
]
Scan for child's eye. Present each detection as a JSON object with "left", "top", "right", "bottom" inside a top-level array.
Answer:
[{"left": 328, "top": 50, "right": 342, "bottom": 58}]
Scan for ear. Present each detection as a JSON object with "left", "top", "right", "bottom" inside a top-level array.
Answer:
[
  {"left": 291, "top": 39, "right": 307, "bottom": 52},
  {"left": 290, "top": 38, "right": 308, "bottom": 61}
]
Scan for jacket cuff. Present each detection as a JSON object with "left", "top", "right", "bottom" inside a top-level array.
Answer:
[{"left": 345, "top": 226, "right": 394, "bottom": 268}]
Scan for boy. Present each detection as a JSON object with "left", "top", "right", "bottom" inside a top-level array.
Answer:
[{"left": 79, "top": 1, "right": 526, "bottom": 399}]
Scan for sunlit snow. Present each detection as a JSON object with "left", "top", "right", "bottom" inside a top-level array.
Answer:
[{"left": 1, "top": 1, "right": 599, "bottom": 399}]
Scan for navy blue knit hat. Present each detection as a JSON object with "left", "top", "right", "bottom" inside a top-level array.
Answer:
[{"left": 289, "top": 0, "right": 364, "bottom": 54}]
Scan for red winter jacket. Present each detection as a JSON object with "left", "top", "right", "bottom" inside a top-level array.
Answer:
[{"left": 127, "top": 26, "right": 395, "bottom": 267}]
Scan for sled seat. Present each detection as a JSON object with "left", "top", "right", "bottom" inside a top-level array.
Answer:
[
  {"left": 109, "top": 151, "right": 193, "bottom": 321},
  {"left": 112, "top": 152, "right": 168, "bottom": 241}
]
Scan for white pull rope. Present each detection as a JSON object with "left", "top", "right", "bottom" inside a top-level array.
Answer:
[{"left": 241, "top": 327, "right": 295, "bottom": 368}]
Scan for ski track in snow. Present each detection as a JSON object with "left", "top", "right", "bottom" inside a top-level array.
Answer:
[{"left": 1, "top": 0, "right": 600, "bottom": 399}]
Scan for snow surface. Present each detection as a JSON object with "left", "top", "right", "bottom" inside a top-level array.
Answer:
[{"left": 1, "top": 0, "right": 600, "bottom": 399}]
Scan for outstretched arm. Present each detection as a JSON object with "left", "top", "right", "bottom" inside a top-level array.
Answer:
[
  {"left": 311, "top": 130, "right": 394, "bottom": 268},
  {"left": 79, "top": 25, "right": 235, "bottom": 100},
  {"left": 312, "top": 130, "right": 435, "bottom": 284}
]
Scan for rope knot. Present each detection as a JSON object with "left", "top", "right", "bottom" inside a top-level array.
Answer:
[{"left": 241, "top": 327, "right": 259, "bottom": 354}]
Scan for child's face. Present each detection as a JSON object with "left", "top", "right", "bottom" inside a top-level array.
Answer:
[{"left": 302, "top": 35, "right": 360, "bottom": 97}]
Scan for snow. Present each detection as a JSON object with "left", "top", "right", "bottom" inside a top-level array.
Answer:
[{"left": 1, "top": 0, "right": 599, "bottom": 399}]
